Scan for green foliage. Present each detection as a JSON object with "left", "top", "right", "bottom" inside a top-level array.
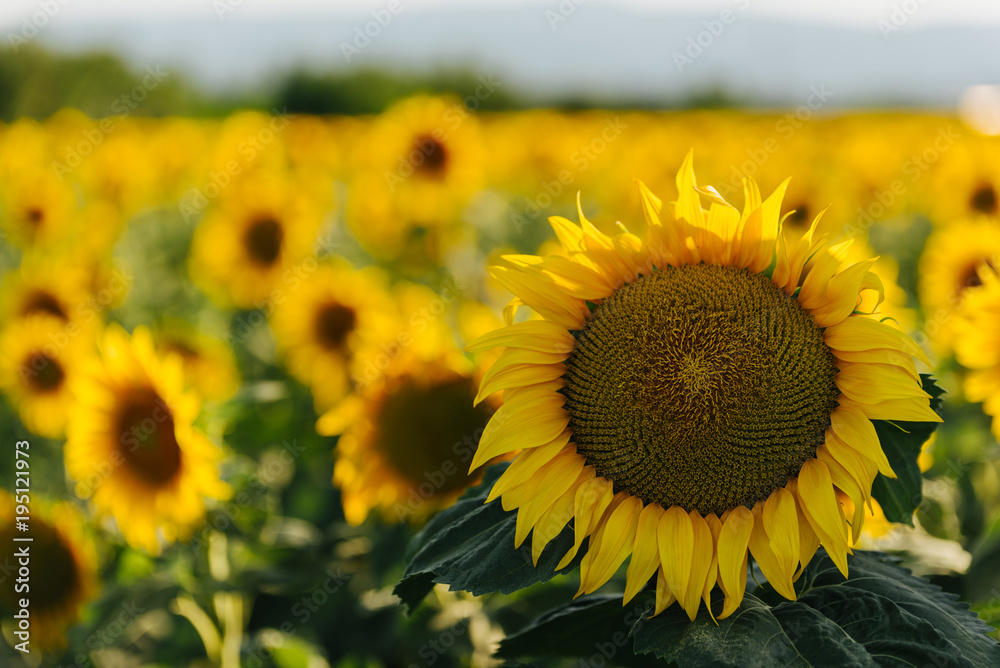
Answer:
[
  {"left": 275, "top": 68, "right": 519, "bottom": 116},
  {"left": 870, "top": 374, "right": 945, "bottom": 524},
  {"left": 497, "top": 551, "right": 1000, "bottom": 667},
  {"left": 394, "top": 463, "right": 584, "bottom": 611},
  {"left": 0, "top": 45, "right": 200, "bottom": 120}
]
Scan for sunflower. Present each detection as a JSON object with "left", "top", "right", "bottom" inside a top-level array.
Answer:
[
  {"left": 154, "top": 323, "right": 241, "bottom": 403},
  {"left": 918, "top": 218, "right": 1000, "bottom": 351},
  {"left": 0, "top": 256, "right": 96, "bottom": 330},
  {"left": 952, "top": 267, "right": 1000, "bottom": 439},
  {"left": 0, "top": 166, "right": 77, "bottom": 251},
  {"left": 466, "top": 153, "right": 940, "bottom": 620},
  {"left": 65, "top": 325, "right": 229, "bottom": 553},
  {"left": 0, "top": 314, "right": 87, "bottom": 438},
  {"left": 189, "top": 170, "right": 328, "bottom": 308},
  {"left": 344, "top": 95, "right": 485, "bottom": 262},
  {"left": 0, "top": 493, "right": 99, "bottom": 652},
  {"left": 271, "top": 261, "right": 399, "bottom": 411},
  {"left": 317, "top": 346, "right": 497, "bottom": 526}
]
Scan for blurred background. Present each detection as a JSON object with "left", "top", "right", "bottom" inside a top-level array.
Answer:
[{"left": 2, "top": 1, "right": 1000, "bottom": 667}]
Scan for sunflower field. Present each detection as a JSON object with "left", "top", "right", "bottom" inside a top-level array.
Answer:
[{"left": 2, "top": 95, "right": 1000, "bottom": 667}]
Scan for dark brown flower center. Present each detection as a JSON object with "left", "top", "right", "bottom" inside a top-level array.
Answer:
[
  {"left": 24, "top": 352, "right": 65, "bottom": 393},
  {"left": 563, "top": 264, "right": 840, "bottom": 516},
  {"left": 314, "top": 303, "right": 357, "bottom": 351},
  {"left": 0, "top": 519, "right": 79, "bottom": 612},
  {"left": 372, "top": 375, "right": 491, "bottom": 495},
  {"left": 970, "top": 183, "right": 998, "bottom": 215},
  {"left": 412, "top": 134, "right": 448, "bottom": 177},
  {"left": 21, "top": 290, "right": 68, "bottom": 320},
  {"left": 116, "top": 388, "right": 182, "bottom": 485},
  {"left": 244, "top": 217, "right": 284, "bottom": 267}
]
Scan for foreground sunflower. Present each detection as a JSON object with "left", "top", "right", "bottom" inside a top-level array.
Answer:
[
  {"left": 0, "top": 493, "right": 99, "bottom": 651},
  {"left": 65, "top": 325, "right": 229, "bottom": 553},
  {"left": 466, "top": 153, "right": 940, "bottom": 621}
]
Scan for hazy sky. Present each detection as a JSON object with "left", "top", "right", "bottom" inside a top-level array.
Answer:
[{"left": 3, "top": 0, "right": 1000, "bottom": 28}]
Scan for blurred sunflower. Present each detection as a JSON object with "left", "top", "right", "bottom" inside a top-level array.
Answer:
[
  {"left": 317, "top": 347, "right": 497, "bottom": 526},
  {"left": 345, "top": 95, "right": 485, "bottom": 261},
  {"left": 155, "top": 324, "right": 241, "bottom": 402},
  {"left": 952, "top": 267, "right": 1000, "bottom": 439},
  {"left": 271, "top": 261, "right": 398, "bottom": 411},
  {"left": 0, "top": 314, "right": 87, "bottom": 438},
  {"left": 0, "top": 167, "right": 77, "bottom": 250},
  {"left": 189, "top": 170, "right": 328, "bottom": 308},
  {"left": 918, "top": 218, "right": 1000, "bottom": 350},
  {"left": 65, "top": 325, "right": 229, "bottom": 553},
  {"left": 467, "top": 153, "right": 940, "bottom": 621},
  {"left": 0, "top": 256, "right": 100, "bottom": 335},
  {"left": 0, "top": 494, "right": 99, "bottom": 651}
]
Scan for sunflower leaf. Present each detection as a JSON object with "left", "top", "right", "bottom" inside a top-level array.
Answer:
[
  {"left": 496, "top": 593, "right": 661, "bottom": 667},
  {"left": 869, "top": 373, "right": 945, "bottom": 525},
  {"left": 394, "top": 462, "right": 584, "bottom": 612},
  {"left": 629, "top": 549, "right": 998, "bottom": 668}
]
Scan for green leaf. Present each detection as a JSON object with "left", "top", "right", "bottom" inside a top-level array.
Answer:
[
  {"left": 629, "top": 550, "right": 998, "bottom": 668},
  {"left": 394, "top": 463, "right": 584, "bottom": 612},
  {"left": 497, "top": 594, "right": 661, "bottom": 667},
  {"left": 631, "top": 590, "right": 873, "bottom": 667},
  {"left": 870, "top": 374, "right": 945, "bottom": 525}
]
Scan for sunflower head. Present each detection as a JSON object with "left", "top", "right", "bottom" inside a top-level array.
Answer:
[
  {"left": 318, "top": 329, "right": 498, "bottom": 526},
  {"left": 0, "top": 314, "right": 88, "bottom": 438},
  {"left": 0, "top": 494, "right": 99, "bottom": 651},
  {"left": 65, "top": 325, "right": 229, "bottom": 553},
  {"left": 467, "top": 152, "right": 941, "bottom": 621}
]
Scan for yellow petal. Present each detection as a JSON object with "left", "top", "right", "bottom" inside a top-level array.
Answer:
[
  {"left": 833, "top": 348, "right": 920, "bottom": 383},
  {"left": 652, "top": 567, "right": 678, "bottom": 617},
  {"left": 471, "top": 399, "right": 570, "bottom": 470},
  {"left": 475, "top": 362, "right": 566, "bottom": 405},
  {"left": 717, "top": 506, "right": 752, "bottom": 618},
  {"left": 557, "top": 475, "right": 614, "bottom": 570},
  {"left": 824, "top": 316, "right": 930, "bottom": 367},
  {"left": 464, "top": 320, "right": 576, "bottom": 354},
  {"left": 658, "top": 506, "right": 695, "bottom": 615},
  {"left": 684, "top": 511, "right": 715, "bottom": 621},
  {"left": 623, "top": 503, "right": 665, "bottom": 604},
  {"left": 748, "top": 501, "right": 797, "bottom": 601},
  {"left": 514, "top": 454, "right": 586, "bottom": 548},
  {"left": 786, "top": 478, "right": 821, "bottom": 579},
  {"left": 489, "top": 433, "right": 572, "bottom": 503},
  {"left": 549, "top": 215, "right": 585, "bottom": 253},
  {"left": 835, "top": 362, "right": 931, "bottom": 405},
  {"left": 579, "top": 493, "right": 642, "bottom": 595},
  {"left": 532, "top": 467, "right": 592, "bottom": 565},
  {"left": 797, "top": 459, "right": 851, "bottom": 577},
  {"left": 830, "top": 407, "right": 896, "bottom": 478}
]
